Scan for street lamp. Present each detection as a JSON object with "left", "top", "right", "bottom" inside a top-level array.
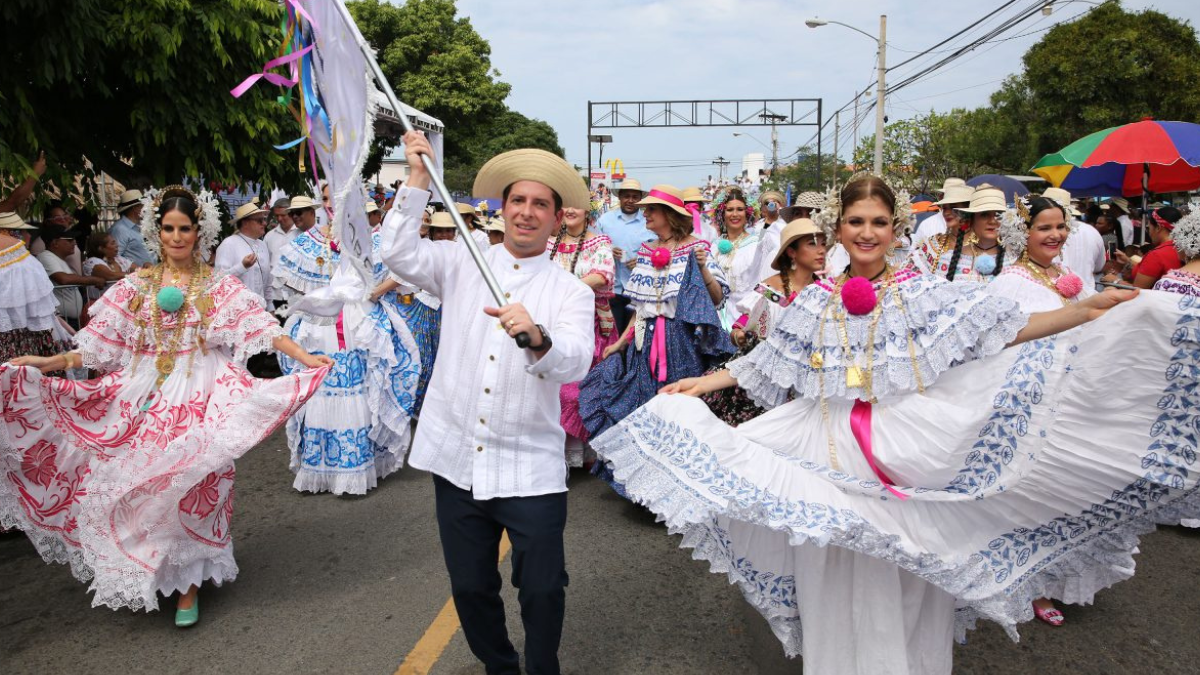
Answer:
[
  {"left": 588, "top": 134, "right": 612, "bottom": 174},
  {"left": 732, "top": 132, "right": 770, "bottom": 151},
  {"left": 807, "top": 15, "right": 887, "bottom": 177}
]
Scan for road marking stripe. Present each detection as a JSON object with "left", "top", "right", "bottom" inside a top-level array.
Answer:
[{"left": 395, "top": 531, "right": 513, "bottom": 675}]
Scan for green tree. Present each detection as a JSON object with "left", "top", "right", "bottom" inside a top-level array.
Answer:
[
  {"left": 0, "top": 0, "right": 299, "bottom": 197},
  {"left": 349, "top": 0, "right": 564, "bottom": 193},
  {"left": 1021, "top": 1, "right": 1200, "bottom": 160}
]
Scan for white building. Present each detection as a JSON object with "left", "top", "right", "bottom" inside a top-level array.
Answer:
[{"left": 740, "top": 152, "right": 765, "bottom": 185}]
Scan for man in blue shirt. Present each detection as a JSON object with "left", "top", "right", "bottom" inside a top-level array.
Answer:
[
  {"left": 594, "top": 178, "right": 649, "bottom": 332},
  {"left": 110, "top": 189, "right": 156, "bottom": 266}
]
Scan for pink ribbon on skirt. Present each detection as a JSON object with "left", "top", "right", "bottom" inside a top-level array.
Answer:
[
  {"left": 849, "top": 400, "right": 908, "bottom": 501},
  {"left": 647, "top": 316, "right": 669, "bottom": 382},
  {"left": 335, "top": 311, "right": 347, "bottom": 351}
]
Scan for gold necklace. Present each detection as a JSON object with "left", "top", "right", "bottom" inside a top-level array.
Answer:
[{"left": 1021, "top": 254, "right": 1070, "bottom": 305}]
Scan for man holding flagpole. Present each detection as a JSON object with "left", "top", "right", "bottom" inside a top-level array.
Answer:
[{"left": 381, "top": 131, "right": 593, "bottom": 675}]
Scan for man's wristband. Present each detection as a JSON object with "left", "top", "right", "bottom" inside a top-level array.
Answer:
[{"left": 531, "top": 324, "right": 552, "bottom": 354}]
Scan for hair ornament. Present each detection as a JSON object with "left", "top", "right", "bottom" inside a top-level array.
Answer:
[
  {"left": 1171, "top": 212, "right": 1200, "bottom": 262},
  {"left": 139, "top": 185, "right": 222, "bottom": 260}
]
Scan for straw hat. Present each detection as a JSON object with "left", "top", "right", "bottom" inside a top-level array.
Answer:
[
  {"left": 616, "top": 178, "right": 645, "bottom": 195},
  {"left": 429, "top": 211, "right": 457, "bottom": 229},
  {"left": 933, "top": 184, "right": 974, "bottom": 206},
  {"left": 682, "top": 186, "right": 708, "bottom": 203},
  {"left": 760, "top": 190, "right": 786, "bottom": 206},
  {"left": 938, "top": 177, "right": 966, "bottom": 194},
  {"left": 635, "top": 184, "right": 690, "bottom": 217},
  {"left": 455, "top": 202, "right": 477, "bottom": 216},
  {"left": 959, "top": 187, "right": 1007, "bottom": 213},
  {"left": 0, "top": 211, "right": 36, "bottom": 230},
  {"left": 1109, "top": 196, "right": 1130, "bottom": 212},
  {"left": 1041, "top": 187, "right": 1081, "bottom": 217},
  {"left": 365, "top": 201, "right": 381, "bottom": 215},
  {"left": 781, "top": 191, "right": 825, "bottom": 221},
  {"left": 472, "top": 148, "right": 590, "bottom": 210},
  {"left": 485, "top": 216, "right": 506, "bottom": 233},
  {"left": 230, "top": 201, "right": 268, "bottom": 225},
  {"left": 288, "top": 196, "right": 317, "bottom": 211},
  {"left": 117, "top": 189, "right": 144, "bottom": 213},
  {"left": 772, "top": 218, "right": 825, "bottom": 271}
]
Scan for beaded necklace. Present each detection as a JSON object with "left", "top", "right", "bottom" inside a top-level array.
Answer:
[{"left": 129, "top": 262, "right": 214, "bottom": 407}]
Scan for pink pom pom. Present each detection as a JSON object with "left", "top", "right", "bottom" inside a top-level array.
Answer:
[
  {"left": 650, "top": 247, "right": 672, "bottom": 269},
  {"left": 1055, "top": 273, "right": 1084, "bottom": 298},
  {"left": 841, "top": 276, "right": 878, "bottom": 315}
]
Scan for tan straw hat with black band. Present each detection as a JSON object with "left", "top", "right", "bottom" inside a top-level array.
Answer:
[
  {"left": 288, "top": 196, "right": 318, "bottom": 211},
  {"left": 472, "top": 149, "right": 590, "bottom": 210},
  {"left": 230, "top": 201, "right": 268, "bottom": 225},
  {"left": 682, "top": 186, "right": 709, "bottom": 203},
  {"left": 635, "top": 184, "right": 691, "bottom": 217},
  {"left": 429, "top": 211, "right": 458, "bottom": 229},
  {"left": 616, "top": 178, "right": 645, "bottom": 194},
  {"left": 772, "top": 218, "right": 825, "bottom": 271},
  {"left": 959, "top": 187, "right": 1007, "bottom": 213}
]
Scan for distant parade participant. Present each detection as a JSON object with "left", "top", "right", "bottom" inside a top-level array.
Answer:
[
  {"left": 682, "top": 186, "right": 719, "bottom": 245},
  {"left": 909, "top": 186, "right": 1007, "bottom": 283},
  {"left": 911, "top": 177, "right": 968, "bottom": 247},
  {"left": 381, "top": 133, "right": 594, "bottom": 675},
  {"left": 272, "top": 189, "right": 420, "bottom": 496},
  {"left": 264, "top": 197, "right": 299, "bottom": 261},
  {"left": 213, "top": 201, "right": 273, "bottom": 309},
  {"left": 456, "top": 201, "right": 491, "bottom": 250},
  {"left": 711, "top": 188, "right": 768, "bottom": 331},
  {"left": 0, "top": 186, "right": 331, "bottom": 627},
  {"left": 485, "top": 215, "right": 506, "bottom": 246},
  {"left": 546, "top": 203, "right": 616, "bottom": 466},
  {"left": 595, "top": 178, "right": 651, "bottom": 333}
]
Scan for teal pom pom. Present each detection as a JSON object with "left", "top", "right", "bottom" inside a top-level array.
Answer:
[
  {"left": 157, "top": 286, "right": 185, "bottom": 313},
  {"left": 717, "top": 238, "right": 734, "bottom": 255},
  {"left": 973, "top": 254, "right": 996, "bottom": 275}
]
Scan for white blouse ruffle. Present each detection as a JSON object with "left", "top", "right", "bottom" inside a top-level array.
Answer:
[
  {"left": 728, "top": 270, "right": 1028, "bottom": 408},
  {"left": 0, "top": 242, "right": 58, "bottom": 333}
]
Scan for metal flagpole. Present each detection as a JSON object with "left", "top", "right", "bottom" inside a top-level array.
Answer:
[{"left": 330, "top": 0, "right": 530, "bottom": 347}]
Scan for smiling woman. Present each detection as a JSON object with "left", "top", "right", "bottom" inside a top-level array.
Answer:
[{"left": 908, "top": 186, "right": 1007, "bottom": 283}]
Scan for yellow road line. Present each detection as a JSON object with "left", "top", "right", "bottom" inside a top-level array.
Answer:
[{"left": 395, "top": 531, "right": 513, "bottom": 675}]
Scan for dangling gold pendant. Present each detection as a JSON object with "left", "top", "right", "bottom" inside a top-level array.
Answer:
[
  {"left": 155, "top": 353, "right": 175, "bottom": 379},
  {"left": 195, "top": 294, "right": 214, "bottom": 316},
  {"left": 809, "top": 352, "right": 824, "bottom": 369},
  {"left": 316, "top": 256, "right": 326, "bottom": 269},
  {"left": 129, "top": 293, "right": 143, "bottom": 313},
  {"left": 846, "top": 366, "right": 864, "bottom": 388}
]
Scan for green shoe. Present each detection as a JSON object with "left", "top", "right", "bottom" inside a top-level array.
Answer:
[{"left": 175, "top": 597, "right": 199, "bottom": 628}]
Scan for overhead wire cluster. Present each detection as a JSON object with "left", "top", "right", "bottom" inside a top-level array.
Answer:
[{"left": 799, "top": 0, "right": 1099, "bottom": 164}]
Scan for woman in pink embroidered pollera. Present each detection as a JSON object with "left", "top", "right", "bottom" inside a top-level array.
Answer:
[{"left": 0, "top": 186, "right": 331, "bottom": 628}]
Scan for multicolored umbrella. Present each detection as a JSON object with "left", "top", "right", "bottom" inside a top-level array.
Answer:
[{"left": 1032, "top": 120, "right": 1200, "bottom": 197}]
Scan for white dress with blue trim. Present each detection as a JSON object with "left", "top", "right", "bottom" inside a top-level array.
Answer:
[
  {"left": 272, "top": 227, "right": 421, "bottom": 495},
  {"left": 589, "top": 269, "right": 1200, "bottom": 674}
]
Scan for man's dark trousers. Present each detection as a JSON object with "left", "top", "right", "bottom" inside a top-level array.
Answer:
[{"left": 433, "top": 474, "right": 568, "bottom": 675}]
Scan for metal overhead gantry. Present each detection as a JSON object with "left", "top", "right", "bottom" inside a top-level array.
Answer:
[{"left": 587, "top": 98, "right": 823, "bottom": 185}]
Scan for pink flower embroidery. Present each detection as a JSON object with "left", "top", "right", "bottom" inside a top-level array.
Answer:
[
  {"left": 180, "top": 471, "right": 221, "bottom": 518},
  {"left": 21, "top": 440, "right": 58, "bottom": 488}
]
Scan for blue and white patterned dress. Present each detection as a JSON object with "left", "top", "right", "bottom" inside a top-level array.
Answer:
[
  {"left": 590, "top": 269, "right": 1200, "bottom": 674},
  {"left": 372, "top": 231, "right": 440, "bottom": 418},
  {"left": 273, "top": 227, "right": 421, "bottom": 495}
]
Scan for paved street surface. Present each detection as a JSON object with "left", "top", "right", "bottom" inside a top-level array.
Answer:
[{"left": 3, "top": 427, "right": 1199, "bottom": 674}]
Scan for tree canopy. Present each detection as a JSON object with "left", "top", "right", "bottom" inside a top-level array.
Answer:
[
  {"left": 348, "top": 0, "right": 564, "bottom": 193},
  {"left": 841, "top": 1, "right": 1200, "bottom": 190},
  {"left": 0, "top": 0, "right": 299, "bottom": 196}
]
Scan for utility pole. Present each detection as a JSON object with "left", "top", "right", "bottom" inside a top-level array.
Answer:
[
  {"left": 759, "top": 112, "right": 786, "bottom": 173},
  {"left": 853, "top": 94, "right": 860, "bottom": 170},
  {"left": 873, "top": 14, "right": 887, "bottom": 177},
  {"left": 833, "top": 110, "right": 840, "bottom": 187},
  {"left": 713, "top": 156, "right": 730, "bottom": 183}
]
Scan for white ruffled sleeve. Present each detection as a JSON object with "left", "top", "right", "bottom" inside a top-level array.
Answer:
[
  {"left": 728, "top": 272, "right": 1028, "bottom": 408},
  {"left": 204, "top": 275, "right": 285, "bottom": 364},
  {"left": 73, "top": 278, "right": 141, "bottom": 372}
]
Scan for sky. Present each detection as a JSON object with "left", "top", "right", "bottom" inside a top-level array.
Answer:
[{"left": 432, "top": 0, "right": 1199, "bottom": 188}]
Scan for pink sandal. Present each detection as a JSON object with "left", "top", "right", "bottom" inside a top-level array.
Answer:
[{"left": 1033, "top": 602, "right": 1065, "bottom": 627}]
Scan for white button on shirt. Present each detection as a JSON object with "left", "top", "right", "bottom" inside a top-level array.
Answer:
[{"left": 380, "top": 187, "right": 595, "bottom": 499}]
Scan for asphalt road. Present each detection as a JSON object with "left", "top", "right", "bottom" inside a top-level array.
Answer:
[{"left": 3, "top": 427, "right": 1199, "bottom": 675}]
